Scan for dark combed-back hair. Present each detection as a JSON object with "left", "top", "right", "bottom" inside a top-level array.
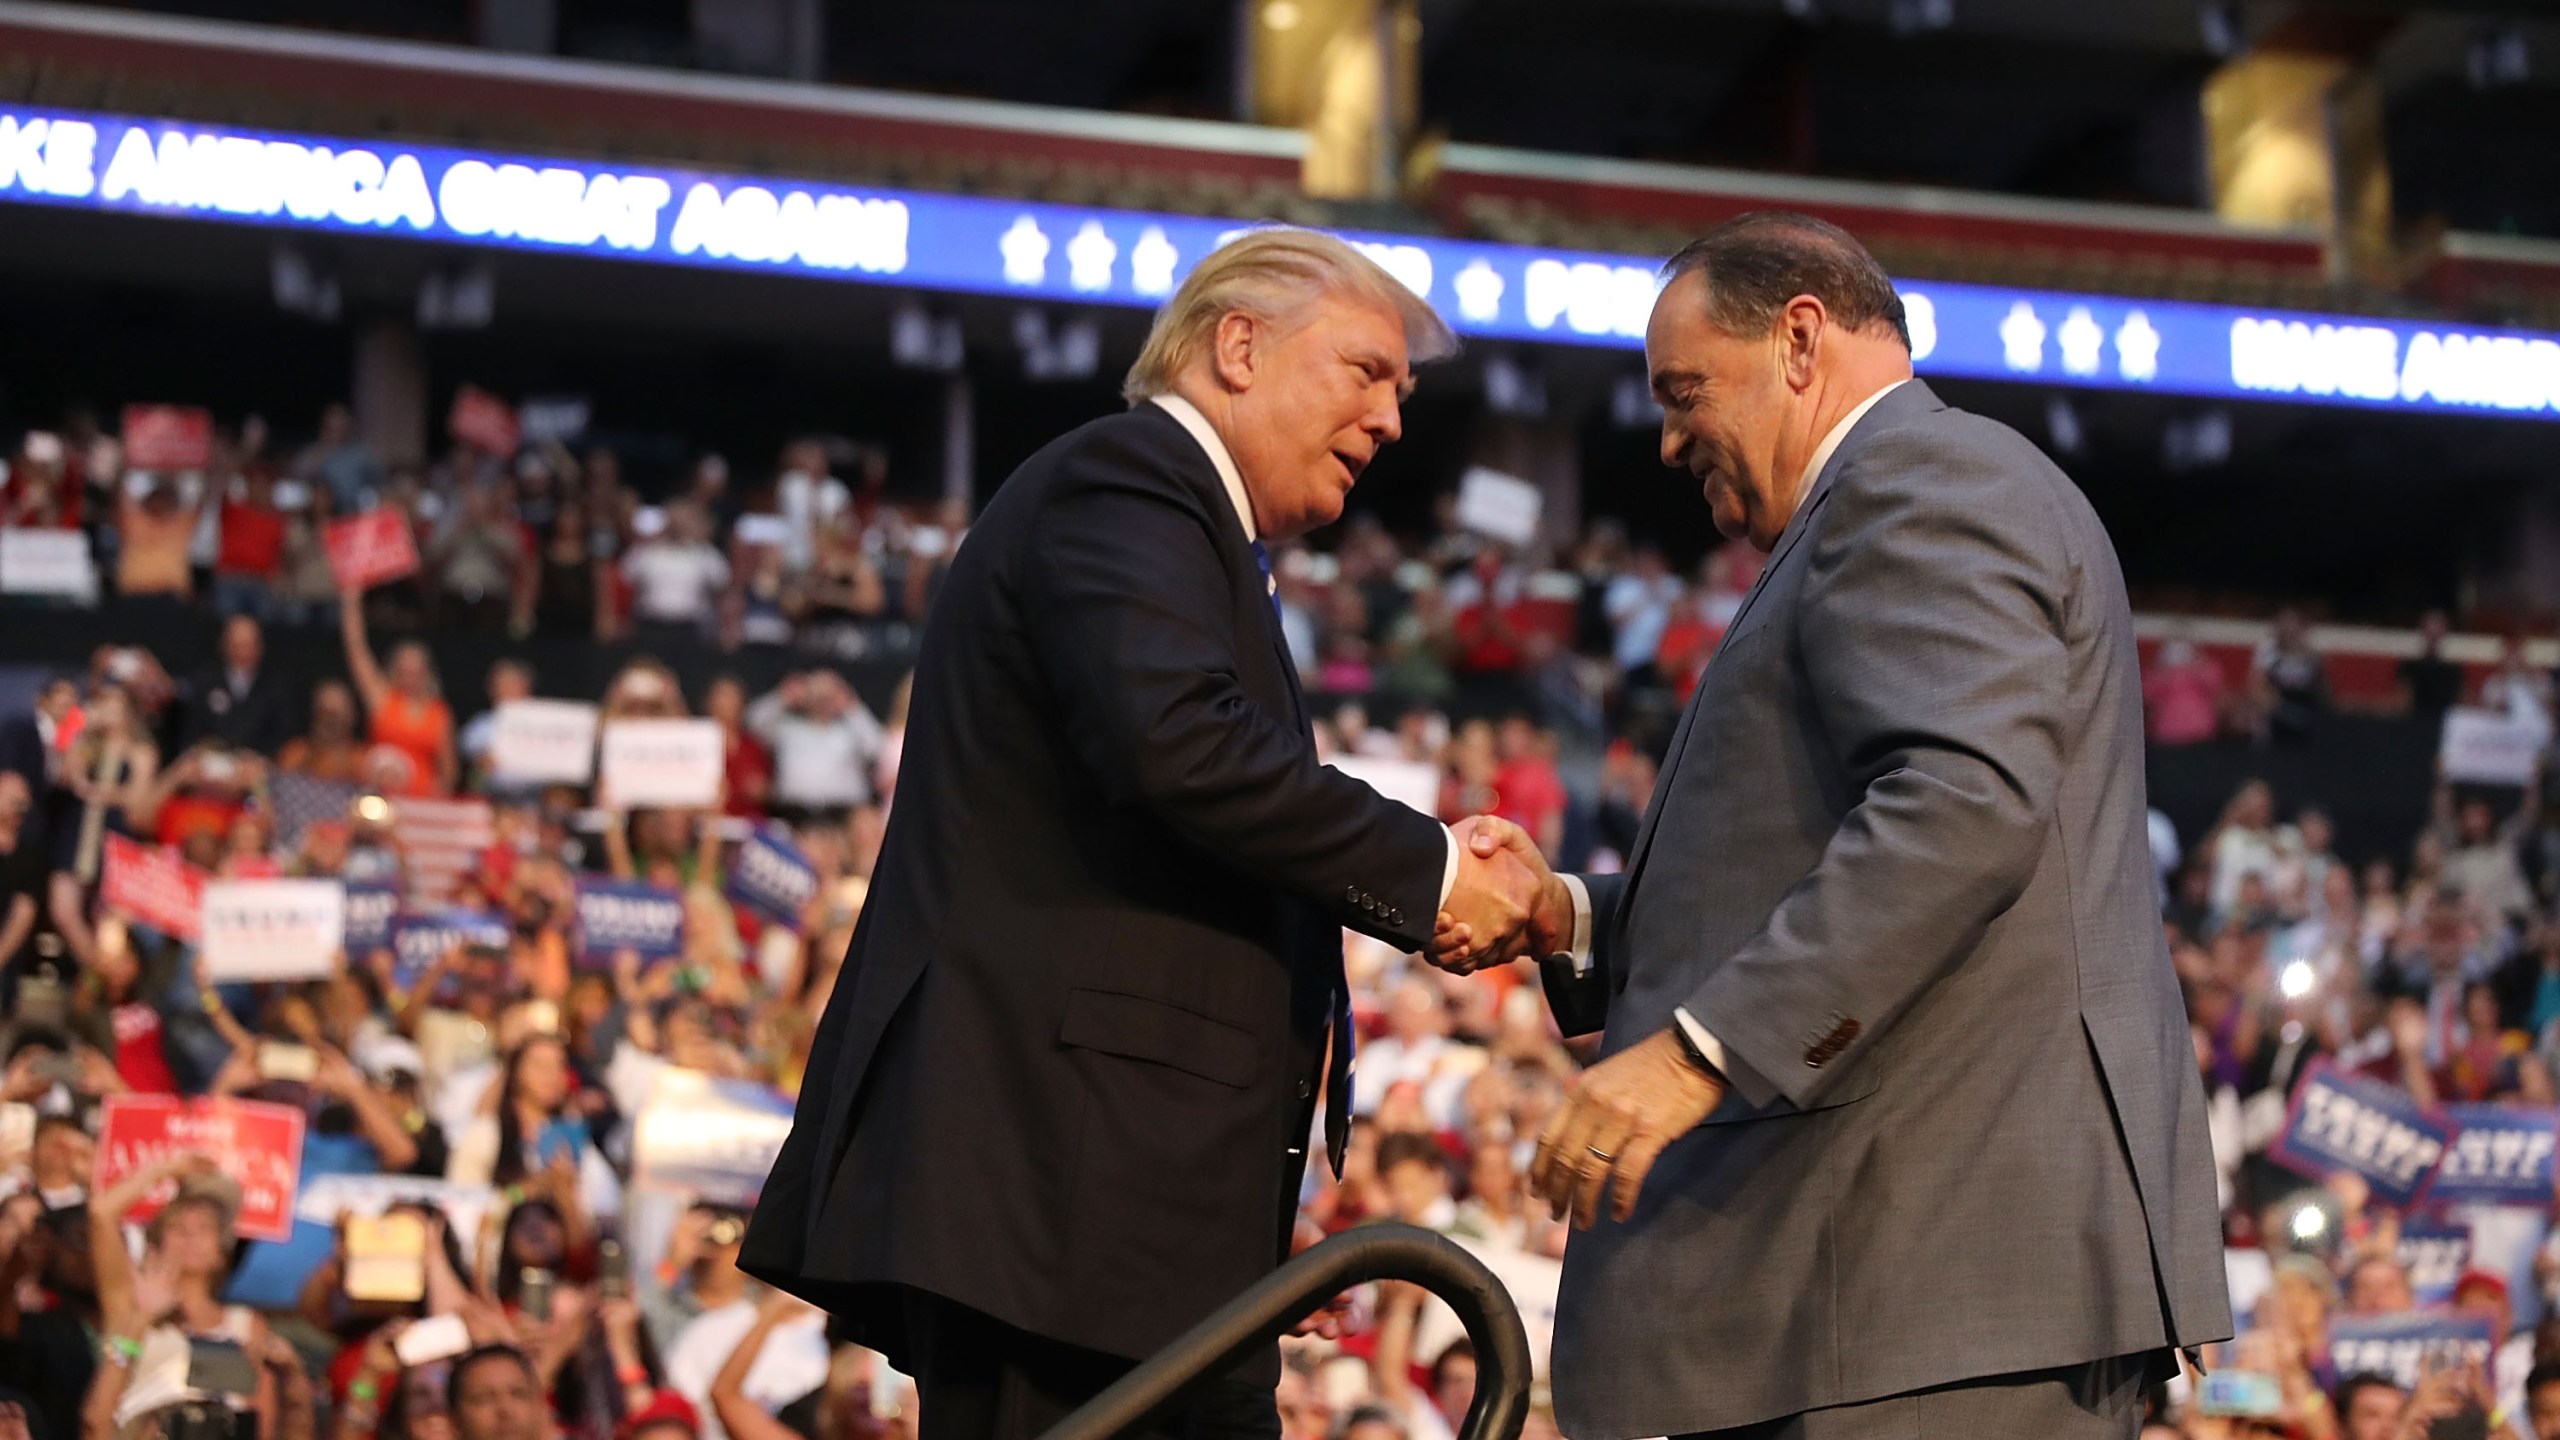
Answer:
[{"left": 1662, "top": 211, "right": 1910, "bottom": 351}]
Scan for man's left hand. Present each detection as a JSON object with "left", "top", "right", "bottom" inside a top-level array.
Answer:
[{"left": 1530, "top": 1028, "right": 1723, "bottom": 1229}]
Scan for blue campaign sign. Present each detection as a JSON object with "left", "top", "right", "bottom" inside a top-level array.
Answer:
[
  {"left": 2426, "top": 1105, "right": 2560, "bottom": 1208},
  {"left": 574, "top": 879, "right": 685, "bottom": 964},
  {"left": 1, "top": 102, "right": 2557, "bottom": 421},
  {"left": 2271, "top": 1062, "right": 2458, "bottom": 1208},
  {"left": 2397, "top": 1223, "right": 2474, "bottom": 1306},
  {"left": 726, "top": 827, "right": 819, "bottom": 931},
  {"left": 2329, "top": 1312, "right": 2494, "bottom": 1390},
  {"left": 389, "top": 907, "right": 509, "bottom": 991},
  {"left": 342, "top": 883, "right": 400, "bottom": 956}
]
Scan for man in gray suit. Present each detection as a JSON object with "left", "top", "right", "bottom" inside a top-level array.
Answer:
[{"left": 1453, "top": 213, "right": 2232, "bottom": 1438}]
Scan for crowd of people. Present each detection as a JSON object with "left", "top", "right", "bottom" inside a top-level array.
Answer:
[{"left": 9, "top": 396, "right": 2560, "bottom": 1440}]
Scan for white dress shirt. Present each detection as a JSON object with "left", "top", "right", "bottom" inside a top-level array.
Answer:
[
  {"left": 1152, "top": 393, "right": 1463, "bottom": 910},
  {"left": 1557, "top": 378, "right": 1908, "bottom": 1102}
]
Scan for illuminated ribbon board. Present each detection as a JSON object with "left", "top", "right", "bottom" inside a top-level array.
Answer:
[{"left": 5, "top": 103, "right": 2559, "bottom": 420}]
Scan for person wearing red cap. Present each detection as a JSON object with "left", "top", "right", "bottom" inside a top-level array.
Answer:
[
  {"left": 2453, "top": 1269, "right": 2532, "bottom": 1429},
  {"left": 619, "top": 1389, "right": 701, "bottom": 1440}
]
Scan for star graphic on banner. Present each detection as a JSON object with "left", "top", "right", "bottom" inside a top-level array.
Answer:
[
  {"left": 2115, "top": 311, "right": 2162, "bottom": 382},
  {"left": 1130, "top": 226, "right": 1179, "bottom": 296},
  {"left": 1900, "top": 290, "right": 1938, "bottom": 361},
  {"left": 1066, "top": 220, "right": 1117, "bottom": 293},
  {"left": 1453, "top": 259, "right": 1505, "bottom": 323},
  {"left": 999, "top": 216, "right": 1050, "bottom": 286},
  {"left": 2057, "top": 306, "right": 2104, "bottom": 377},
  {"left": 1999, "top": 300, "right": 2047, "bottom": 373}
]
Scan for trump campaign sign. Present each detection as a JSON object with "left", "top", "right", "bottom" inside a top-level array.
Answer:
[
  {"left": 95, "top": 1095, "right": 305, "bottom": 1243},
  {"left": 2271, "top": 1061, "right": 2457, "bottom": 1209},
  {"left": 2398, "top": 1223, "right": 2474, "bottom": 1306},
  {"left": 100, "top": 835, "right": 207, "bottom": 942},
  {"left": 574, "top": 879, "right": 685, "bottom": 964},
  {"left": 599, "top": 718, "right": 724, "bottom": 808},
  {"left": 727, "top": 827, "right": 818, "bottom": 931},
  {"left": 343, "top": 882, "right": 401, "bottom": 956},
  {"left": 488, "top": 699, "right": 599, "bottom": 785},
  {"left": 324, "top": 511, "right": 420, "bottom": 590},
  {"left": 120, "top": 404, "right": 212, "bottom": 472},
  {"left": 200, "top": 879, "right": 345, "bottom": 982},
  {"left": 2426, "top": 1104, "right": 2560, "bottom": 1208},
  {"left": 2329, "top": 1311, "right": 2495, "bottom": 1390},
  {"left": 390, "top": 907, "right": 509, "bottom": 991}
]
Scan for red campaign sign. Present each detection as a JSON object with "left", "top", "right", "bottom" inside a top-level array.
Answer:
[
  {"left": 324, "top": 511, "right": 421, "bottom": 591},
  {"left": 96, "top": 1095, "right": 306, "bottom": 1243},
  {"left": 120, "top": 404, "right": 213, "bottom": 473},
  {"left": 448, "top": 385, "right": 520, "bottom": 457},
  {"left": 100, "top": 834, "right": 208, "bottom": 942}
]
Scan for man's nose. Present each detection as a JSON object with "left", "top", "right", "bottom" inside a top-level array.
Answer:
[
  {"left": 1658, "top": 419, "right": 1687, "bottom": 471},
  {"left": 1366, "top": 392, "right": 1403, "bottom": 446}
]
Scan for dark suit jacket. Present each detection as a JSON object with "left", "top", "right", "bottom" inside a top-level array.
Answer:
[
  {"left": 182, "top": 666, "right": 293, "bottom": 756},
  {"left": 1540, "top": 382, "right": 2231, "bottom": 1437},
  {"left": 741, "top": 402, "right": 1448, "bottom": 1371}
]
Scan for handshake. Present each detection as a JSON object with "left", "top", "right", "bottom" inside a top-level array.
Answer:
[{"left": 1428, "top": 817, "right": 1574, "bottom": 974}]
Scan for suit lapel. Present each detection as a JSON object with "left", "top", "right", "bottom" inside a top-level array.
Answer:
[{"left": 1135, "top": 405, "right": 1309, "bottom": 729}]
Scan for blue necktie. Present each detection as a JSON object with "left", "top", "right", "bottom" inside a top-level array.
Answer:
[
  {"left": 1250, "top": 538, "right": 1355, "bottom": 1163},
  {"left": 1249, "top": 539, "right": 1282, "bottom": 624}
]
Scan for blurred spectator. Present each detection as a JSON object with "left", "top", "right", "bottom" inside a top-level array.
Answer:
[
  {"left": 703, "top": 680, "right": 773, "bottom": 823},
  {"left": 2394, "top": 609, "right": 2465, "bottom": 717},
  {"left": 524, "top": 498, "right": 612, "bottom": 640},
  {"left": 745, "top": 674, "right": 883, "bottom": 825},
  {"left": 2481, "top": 634, "right": 2554, "bottom": 738},
  {"left": 2144, "top": 635, "right": 2227, "bottom": 746},
  {"left": 2240, "top": 607, "right": 2327, "bottom": 745},
  {"left": 621, "top": 505, "right": 730, "bottom": 647},
  {"left": 182, "top": 615, "right": 295, "bottom": 756},
  {"left": 430, "top": 481, "right": 530, "bottom": 632},
  {"left": 294, "top": 402, "right": 385, "bottom": 515},
  {"left": 281, "top": 681, "right": 369, "bottom": 784},
  {"left": 340, "top": 591, "right": 458, "bottom": 796},
  {"left": 214, "top": 464, "right": 289, "bottom": 621},
  {"left": 116, "top": 473, "right": 200, "bottom": 606},
  {"left": 1601, "top": 545, "right": 1679, "bottom": 678},
  {"left": 771, "top": 441, "right": 846, "bottom": 577}
]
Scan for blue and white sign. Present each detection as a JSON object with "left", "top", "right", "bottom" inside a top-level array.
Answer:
[
  {"left": 2328, "top": 1311, "right": 2494, "bottom": 1390},
  {"left": 389, "top": 907, "right": 509, "bottom": 992},
  {"left": 574, "top": 878, "right": 685, "bottom": 965},
  {"left": 2398, "top": 1223, "right": 2474, "bottom": 1306},
  {"left": 342, "top": 882, "right": 400, "bottom": 956},
  {"left": 727, "top": 827, "right": 819, "bottom": 932},
  {"left": 3, "top": 102, "right": 2558, "bottom": 420},
  {"left": 2271, "top": 1062, "right": 2456, "bottom": 1208},
  {"left": 2427, "top": 1105, "right": 2560, "bottom": 1208}
]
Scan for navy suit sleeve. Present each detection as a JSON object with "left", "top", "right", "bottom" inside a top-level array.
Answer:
[
  {"left": 1538, "top": 870, "right": 1625, "bottom": 1037},
  {"left": 1018, "top": 447, "right": 1446, "bottom": 951},
  {"left": 1687, "top": 426, "right": 2071, "bottom": 1107}
]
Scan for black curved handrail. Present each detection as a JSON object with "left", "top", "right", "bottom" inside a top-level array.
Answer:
[{"left": 1035, "top": 1224, "right": 1531, "bottom": 1440}]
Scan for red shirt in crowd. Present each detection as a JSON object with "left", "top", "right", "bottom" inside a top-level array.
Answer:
[
  {"left": 217, "top": 498, "right": 287, "bottom": 579},
  {"left": 111, "top": 1001, "right": 180, "bottom": 1094}
]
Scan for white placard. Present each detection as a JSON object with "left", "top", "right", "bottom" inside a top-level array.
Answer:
[
  {"left": 1454, "top": 466, "right": 1543, "bottom": 548},
  {"left": 0, "top": 528, "right": 99, "bottom": 600},
  {"left": 600, "top": 719, "right": 726, "bottom": 809},
  {"left": 1331, "top": 755, "right": 1442, "bottom": 820},
  {"left": 489, "top": 699, "right": 599, "bottom": 784},
  {"left": 293, "top": 1173, "right": 492, "bottom": 1248},
  {"left": 734, "top": 514, "right": 792, "bottom": 548},
  {"left": 201, "top": 879, "right": 346, "bottom": 981},
  {"left": 2441, "top": 706, "right": 2546, "bottom": 787}
]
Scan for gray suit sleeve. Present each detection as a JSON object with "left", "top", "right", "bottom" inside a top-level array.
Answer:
[{"left": 1685, "top": 428, "right": 2071, "bottom": 1108}]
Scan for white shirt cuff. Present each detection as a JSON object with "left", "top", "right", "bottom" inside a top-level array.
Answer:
[
  {"left": 1558, "top": 874, "right": 1596, "bottom": 972},
  {"left": 1672, "top": 1007, "right": 1730, "bottom": 1076},
  {"left": 1439, "top": 829, "right": 1461, "bottom": 909}
]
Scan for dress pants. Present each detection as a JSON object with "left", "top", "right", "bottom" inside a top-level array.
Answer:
[
  {"left": 900, "top": 1288, "right": 1280, "bottom": 1440},
  {"left": 1679, "top": 1354, "right": 2149, "bottom": 1440}
]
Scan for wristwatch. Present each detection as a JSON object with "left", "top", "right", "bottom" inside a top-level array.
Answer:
[{"left": 1669, "top": 1021, "right": 1724, "bottom": 1083}]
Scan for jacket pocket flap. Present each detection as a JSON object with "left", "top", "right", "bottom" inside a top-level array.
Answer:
[{"left": 1059, "top": 988, "right": 1256, "bottom": 1089}]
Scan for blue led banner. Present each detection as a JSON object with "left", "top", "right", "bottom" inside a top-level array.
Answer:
[{"left": 4, "top": 102, "right": 2557, "bottom": 420}]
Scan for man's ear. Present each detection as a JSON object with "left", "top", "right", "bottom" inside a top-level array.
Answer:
[
  {"left": 1777, "top": 295, "right": 1827, "bottom": 392},
  {"left": 1211, "top": 311, "right": 1261, "bottom": 394}
]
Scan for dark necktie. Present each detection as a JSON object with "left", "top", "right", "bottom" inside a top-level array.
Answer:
[{"left": 1250, "top": 536, "right": 1355, "bottom": 1165}]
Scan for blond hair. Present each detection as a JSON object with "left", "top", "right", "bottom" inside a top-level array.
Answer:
[{"left": 1122, "top": 227, "right": 1458, "bottom": 404}]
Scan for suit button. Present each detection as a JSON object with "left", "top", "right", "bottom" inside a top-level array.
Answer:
[
  {"left": 1297, "top": 1079, "right": 1313, "bottom": 1100},
  {"left": 1387, "top": 908, "right": 1403, "bottom": 926},
  {"left": 1345, "top": 885, "right": 1361, "bottom": 905}
]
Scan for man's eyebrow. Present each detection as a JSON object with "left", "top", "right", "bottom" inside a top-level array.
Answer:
[
  {"left": 1345, "top": 344, "right": 1416, "bottom": 397},
  {"left": 1650, "top": 367, "right": 1702, "bottom": 399}
]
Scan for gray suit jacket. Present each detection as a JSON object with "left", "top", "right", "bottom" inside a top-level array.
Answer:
[{"left": 1541, "top": 381, "right": 2231, "bottom": 1438}]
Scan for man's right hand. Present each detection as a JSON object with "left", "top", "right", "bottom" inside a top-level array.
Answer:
[{"left": 1431, "top": 816, "right": 1571, "bottom": 973}]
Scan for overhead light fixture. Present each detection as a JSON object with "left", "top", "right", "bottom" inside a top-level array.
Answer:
[
  {"left": 2198, "top": 0, "right": 2241, "bottom": 58},
  {"left": 2044, "top": 396, "right": 2084, "bottom": 456},
  {"left": 1264, "top": 0, "right": 1302, "bottom": 31}
]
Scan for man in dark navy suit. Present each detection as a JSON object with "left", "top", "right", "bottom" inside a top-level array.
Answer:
[{"left": 744, "top": 229, "right": 1542, "bottom": 1440}]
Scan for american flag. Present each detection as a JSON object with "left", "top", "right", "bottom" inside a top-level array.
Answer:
[
  {"left": 391, "top": 796, "right": 496, "bottom": 905},
  {"left": 267, "top": 773, "right": 362, "bottom": 854}
]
